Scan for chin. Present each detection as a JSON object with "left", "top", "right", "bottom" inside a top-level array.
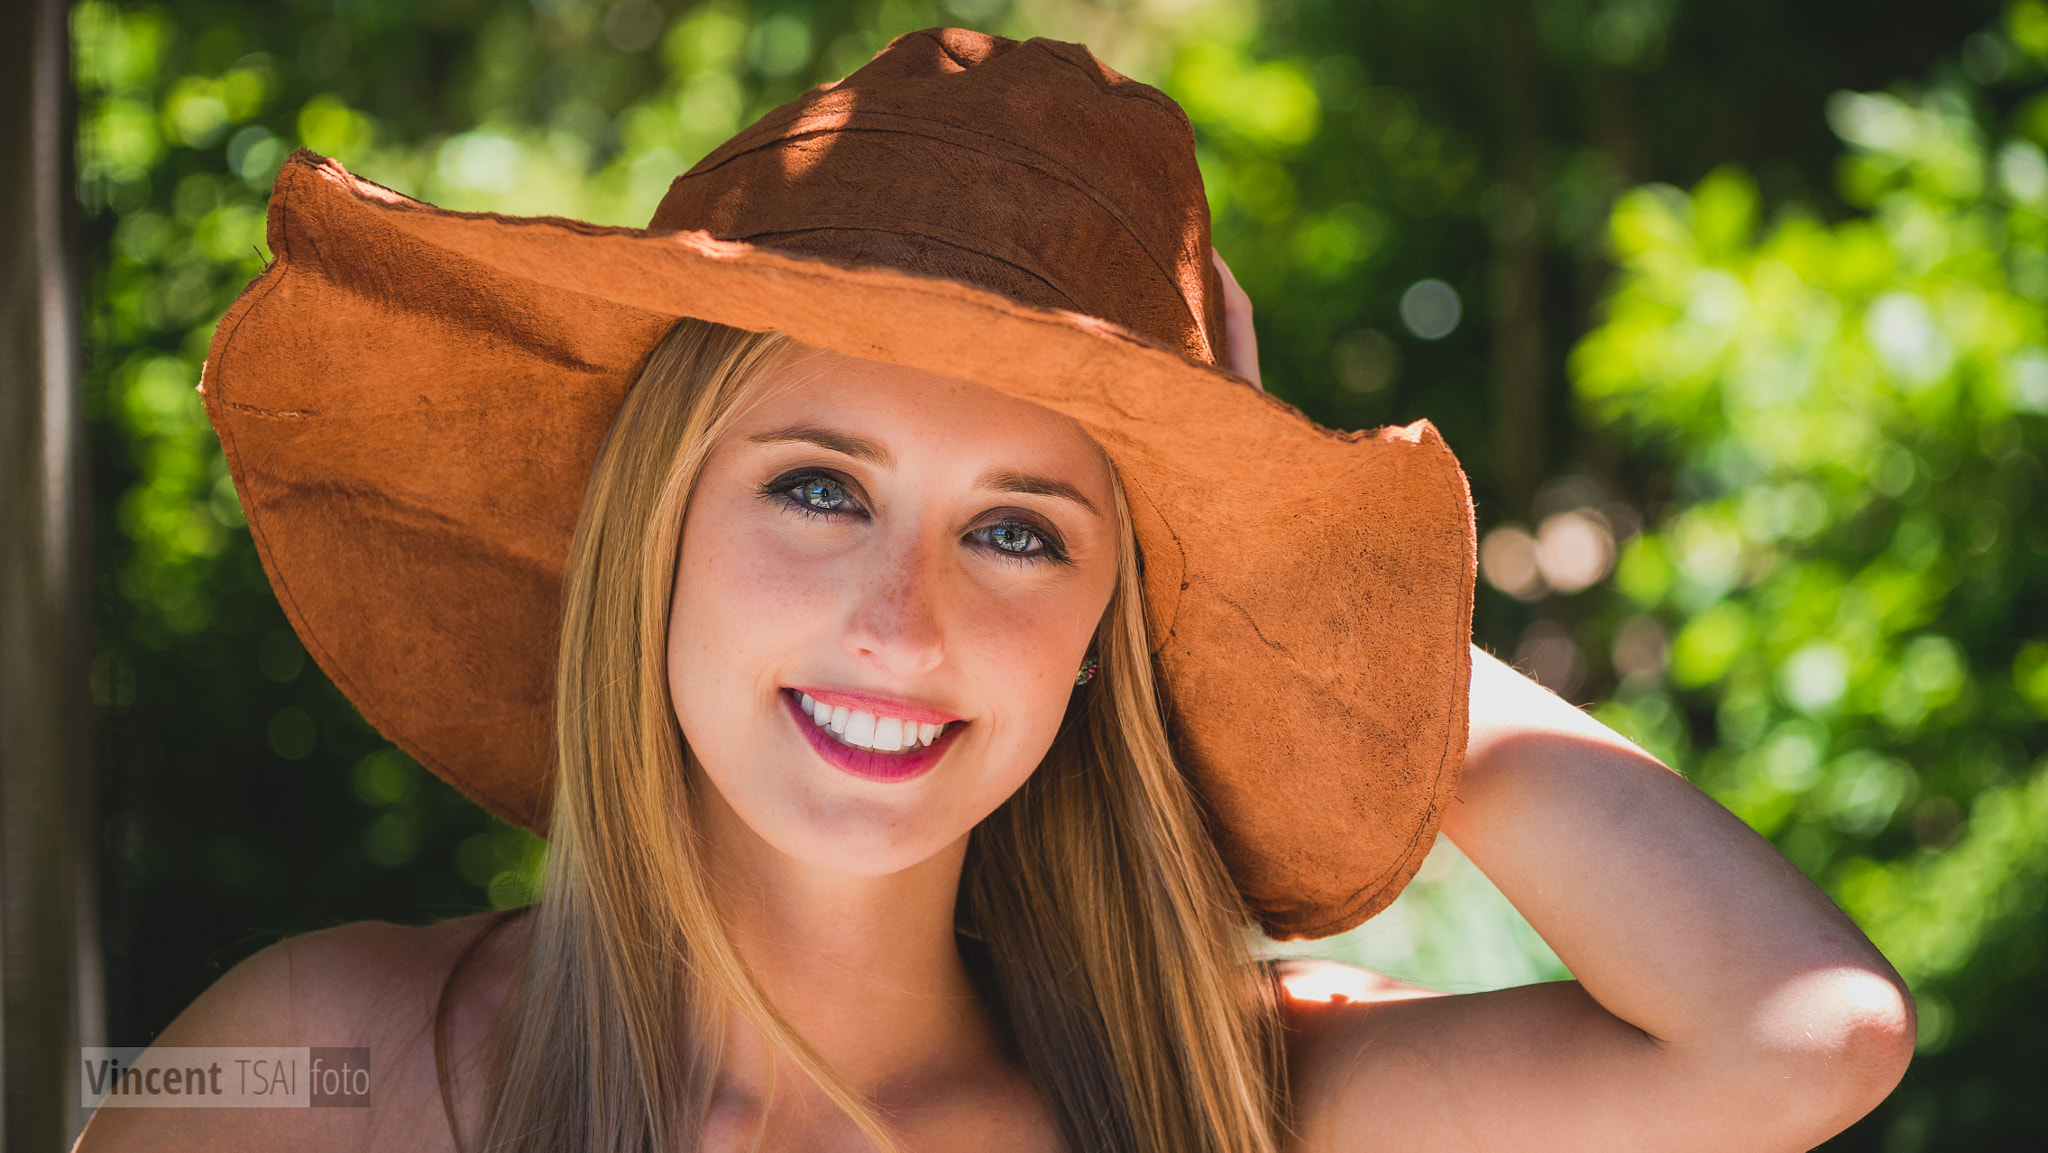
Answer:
[
  {"left": 688, "top": 738, "right": 993, "bottom": 878},
  {"left": 766, "top": 817, "right": 960, "bottom": 878}
]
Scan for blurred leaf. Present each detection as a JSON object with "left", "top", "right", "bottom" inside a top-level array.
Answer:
[{"left": 1573, "top": 48, "right": 2048, "bottom": 1128}]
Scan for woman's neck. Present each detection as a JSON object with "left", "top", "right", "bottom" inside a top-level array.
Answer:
[{"left": 695, "top": 789, "right": 1004, "bottom": 1113}]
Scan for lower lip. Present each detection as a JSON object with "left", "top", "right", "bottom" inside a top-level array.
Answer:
[{"left": 783, "top": 691, "right": 961, "bottom": 783}]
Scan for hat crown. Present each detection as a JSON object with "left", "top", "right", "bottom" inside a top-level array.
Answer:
[{"left": 649, "top": 28, "right": 1228, "bottom": 365}]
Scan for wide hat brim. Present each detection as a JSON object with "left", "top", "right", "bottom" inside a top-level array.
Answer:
[{"left": 204, "top": 151, "right": 1475, "bottom": 940}]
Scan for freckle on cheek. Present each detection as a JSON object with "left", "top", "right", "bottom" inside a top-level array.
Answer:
[{"left": 739, "top": 562, "right": 814, "bottom": 603}]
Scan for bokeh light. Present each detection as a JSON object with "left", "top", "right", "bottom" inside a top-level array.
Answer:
[
  {"left": 1534, "top": 510, "right": 1615, "bottom": 595},
  {"left": 1398, "top": 278, "right": 1461, "bottom": 339},
  {"left": 1516, "top": 620, "right": 1586, "bottom": 696},
  {"left": 1480, "top": 523, "right": 1544, "bottom": 601},
  {"left": 1332, "top": 327, "right": 1400, "bottom": 392}
]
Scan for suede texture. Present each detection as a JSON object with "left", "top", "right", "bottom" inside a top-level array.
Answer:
[{"left": 201, "top": 28, "right": 1476, "bottom": 940}]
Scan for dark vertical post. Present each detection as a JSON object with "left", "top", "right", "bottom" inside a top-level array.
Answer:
[
  {"left": 1492, "top": 0, "right": 1546, "bottom": 516},
  {"left": 1, "top": 0, "right": 101, "bottom": 1147}
]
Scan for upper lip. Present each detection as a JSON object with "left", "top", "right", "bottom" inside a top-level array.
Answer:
[{"left": 786, "top": 686, "right": 965, "bottom": 726}]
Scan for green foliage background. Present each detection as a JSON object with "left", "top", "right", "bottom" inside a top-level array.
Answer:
[{"left": 70, "top": 0, "right": 2045, "bottom": 1145}]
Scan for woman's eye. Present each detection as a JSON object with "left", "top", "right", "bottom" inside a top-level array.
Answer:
[
  {"left": 794, "top": 475, "right": 851, "bottom": 511},
  {"left": 761, "top": 471, "right": 864, "bottom": 518},
  {"left": 971, "top": 520, "right": 1065, "bottom": 563},
  {"left": 985, "top": 523, "right": 1040, "bottom": 554}
]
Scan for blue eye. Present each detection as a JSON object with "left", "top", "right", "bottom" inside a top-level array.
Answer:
[
  {"left": 761, "top": 470, "right": 864, "bottom": 518},
  {"left": 970, "top": 518, "right": 1068, "bottom": 564},
  {"left": 985, "top": 523, "right": 1041, "bottom": 554},
  {"left": 796, "top": 476, "right": 850, "bottom": 511}
]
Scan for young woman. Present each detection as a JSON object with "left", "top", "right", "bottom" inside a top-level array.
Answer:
[{"left": 75, "top": 28, "right": 1911, "bottom": 1153}]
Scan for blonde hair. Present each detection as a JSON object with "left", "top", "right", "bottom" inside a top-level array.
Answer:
[{"left": 466, "top": 318, "right": 1285, "bottom": 1152}]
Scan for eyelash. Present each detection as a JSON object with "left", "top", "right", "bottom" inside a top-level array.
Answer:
[
  {"left": 970, "top": 519, "right": 1071, "bottom": 566},
  {"left": 760, "top": 469, "right": 864, "bottom": 522},
  {"left": 759, "top": 469, "right": 1072, "bottom": 565}
]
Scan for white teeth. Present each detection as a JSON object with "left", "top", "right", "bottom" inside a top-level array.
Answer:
[
  {"left": 873, "top": 716, "right": 903, "bottom": 752},
  {"left": 844, "top": 710, "right": 877, "bottom": 747},
  {"left": 795, "top": 693, "right": 949, "bottom": 753}
]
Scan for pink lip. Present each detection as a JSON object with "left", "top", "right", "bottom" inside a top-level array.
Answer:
[
  {"left": 783, "top": 690, "right": 962, "bottom": 783},
  {"left": 786, "top": 686, "right": 964, "bottom": 726}
]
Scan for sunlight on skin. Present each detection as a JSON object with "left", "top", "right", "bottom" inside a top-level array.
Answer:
[
  {"left": 1275, "top": 957, "right": 1438, "bottom": 1005},
  {"left": 1748, "top": 965, "right": 1925, "bottom": 1063},
  {"left": 670, "top": 345, "right": 1121, "bottom": 882}
]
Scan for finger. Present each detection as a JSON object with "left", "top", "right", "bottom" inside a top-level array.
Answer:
[{"left": 1210, "top": 247, "right": 1263, "bottom": 391}]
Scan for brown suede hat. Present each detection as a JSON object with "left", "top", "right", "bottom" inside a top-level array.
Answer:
[{"left": 201, "top": 27, "right": 1475, "bottom": 939}]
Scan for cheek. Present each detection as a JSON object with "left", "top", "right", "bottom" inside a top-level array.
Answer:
[
  {"left": 964, "top": 604, "right": 1074, "bottom": 698},
  {"left": 666, "top": 507, "right": 819, "bottom": 741},
  {"left": 949, "top": 582, "right": 1103, "bottom": 771}
]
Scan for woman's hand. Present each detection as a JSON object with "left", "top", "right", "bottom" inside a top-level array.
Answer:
[{"left": 1283, "top": 647, "right": 1914, "bottom": 1152}]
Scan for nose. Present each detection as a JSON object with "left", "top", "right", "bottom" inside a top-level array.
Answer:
[{"left": 842, "top": 531, "right": 946, "bottom": 678}]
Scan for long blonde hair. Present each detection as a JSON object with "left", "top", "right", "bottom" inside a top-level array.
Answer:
[{"left": 467, "top": 318, "right": 1286, "bottom": 1152}]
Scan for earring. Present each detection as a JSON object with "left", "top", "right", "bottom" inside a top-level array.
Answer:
[{"left": 1074, "top": 656, "right": 1100, "bottom": 686}]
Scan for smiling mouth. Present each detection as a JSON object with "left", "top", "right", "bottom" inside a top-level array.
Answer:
[
  {"left": 792, "top": 691, "right": 953, "bottom": 755},
  {"left": 781, "top": 689, "right": 962, "bottom": 784}
]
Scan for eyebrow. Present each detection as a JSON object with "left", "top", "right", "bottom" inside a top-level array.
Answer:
[
  {"left": 747, "top": 424, "right": 894, "bottom": 466},
  {"left": 977, "top": 468, "right": 1102, "bottom": 517}
]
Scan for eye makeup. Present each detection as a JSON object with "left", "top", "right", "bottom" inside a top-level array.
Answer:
[
  {"left": 759, "top": 468, "right": 869, "bottom": 521},
  {"left": 755, "top": 466, "right": 1076, "bottom": 565},
  {"left": 966, "top": 510, "right": 1071, "bottom": 565}
]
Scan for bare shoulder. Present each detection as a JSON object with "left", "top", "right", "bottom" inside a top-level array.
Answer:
[
  {"left": 74, "top": 913, "right": 525, "bottom": 1153},
  {"left": 163, "top": 914, "right": 512, "bottom": 1047}
]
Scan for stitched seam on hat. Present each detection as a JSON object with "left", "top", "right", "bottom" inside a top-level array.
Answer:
[
  {"left": 742, "top": 245, "right": 1221, "bottom": 377},
  {"left": 719, "top": 116, "right": 1189, "bottom": 281},
  {"left": 697, "top": 32, "right": 1189, "bottom": 172},
  {"left": 721, "top": 219, "right": 1085, "bottom": 311},
  {"left": 1026, "top": 36, "right": 1193, "bottom": 119},
  {"left": 673, "top": 119, "right": 1206, "bottom": 352},
  {"left": 217, "top": 399, "right": 315, "bottom": 418},
  {"left": 684, "top": 74, "right": 1179, "bottom": 192}
]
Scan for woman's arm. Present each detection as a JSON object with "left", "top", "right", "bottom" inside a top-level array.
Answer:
[{"left": 1284, "top": 646, "right": 1914, "bottom": 1152}]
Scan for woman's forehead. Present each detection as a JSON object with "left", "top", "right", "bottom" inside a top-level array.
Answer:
[{"left": 735, "top": 345, "right": 1114, "bottom": 482}]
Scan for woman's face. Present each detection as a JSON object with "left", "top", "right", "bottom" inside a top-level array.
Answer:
[{"left": 668, "top": 346, "right": 1120, "bottom": 878}]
